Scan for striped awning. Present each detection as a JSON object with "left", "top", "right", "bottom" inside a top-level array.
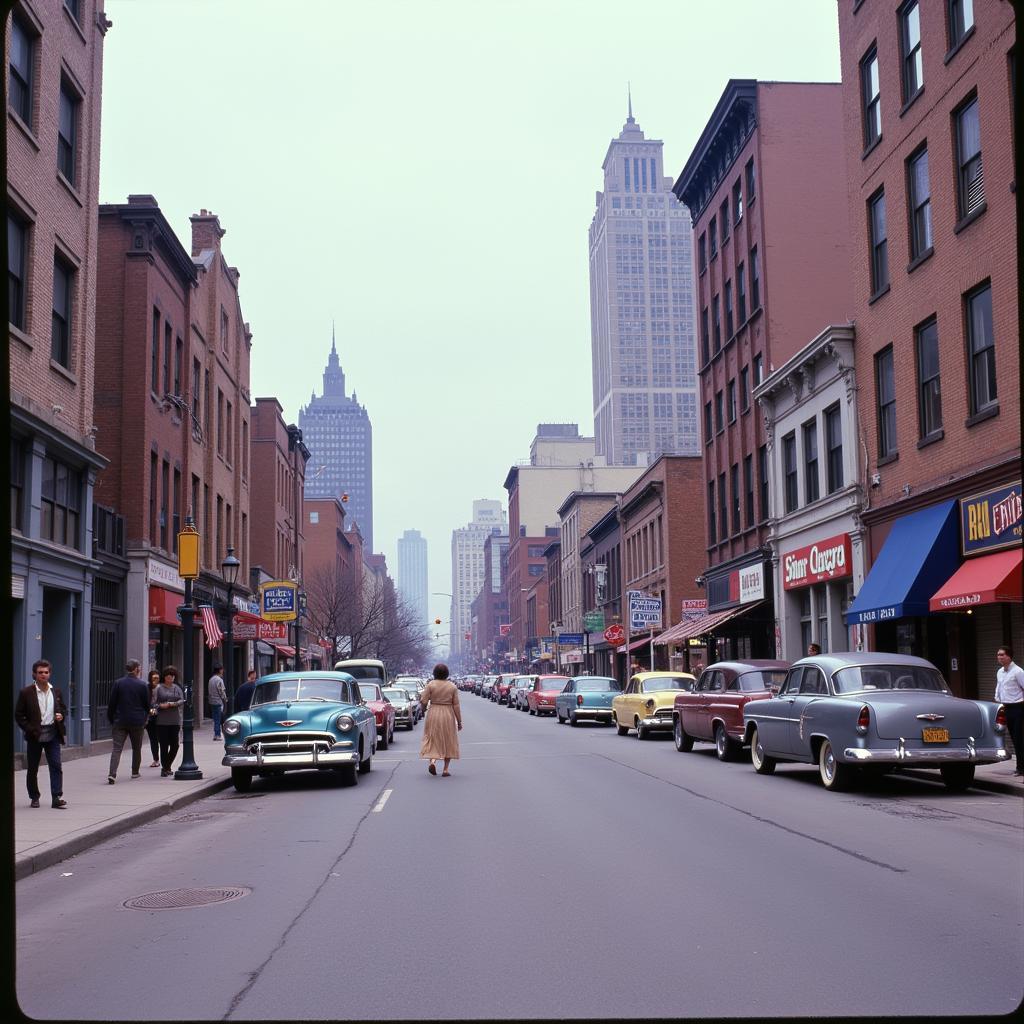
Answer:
[{"left": 654, "top": 602, "right": 764, "bottom": 645}]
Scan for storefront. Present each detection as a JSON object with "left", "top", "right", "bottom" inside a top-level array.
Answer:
[{"left": 701, "top": 552, "right": 775, "bottom": 661}]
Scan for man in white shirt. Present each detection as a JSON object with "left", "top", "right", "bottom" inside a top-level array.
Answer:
[
  {"left": 14, "top": 660, "right": 68, "bottom": 807},
  {"left": 995, "top": 645, "right": 1024, "bottom": 776}
]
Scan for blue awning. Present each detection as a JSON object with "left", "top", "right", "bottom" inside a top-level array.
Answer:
[{"left": 846, "top": 500, "right": 960, "bottom": 625}]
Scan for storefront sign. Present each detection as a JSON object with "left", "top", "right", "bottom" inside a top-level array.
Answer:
[
  {"left": 960, "top": 481, "right": 1022, "bottom": 556},
  {"left": 260, "top": 581, "right": 298, "bottom": 621},
  {"left": 583, "top": 610, "right": 605, "bottom": 632},
  {"left": 148, "top": 558, "right": 186, "bottom": 594},
  {"left": 680, "top": 599, "right": 707, "bottom": 620},
  {"left": 782, "top": 533, "right": 853, "bottom": 590},
  {"left": 738, "top": 563, "right": 764, "bottom": 604},
  {"left": 628, "top": 591, "right": 662, "bottom": 630},
  {"left": 232, "top": 617, "right": 288, "bottom": 641}
]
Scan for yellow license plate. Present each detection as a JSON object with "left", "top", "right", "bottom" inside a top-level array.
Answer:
[{"left": 922, "top": 728, "right": 950, "bottom": 743}]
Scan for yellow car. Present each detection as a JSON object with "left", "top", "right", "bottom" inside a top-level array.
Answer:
[{"left": 612, "top": 671, "right": 696, "bottom": 739}]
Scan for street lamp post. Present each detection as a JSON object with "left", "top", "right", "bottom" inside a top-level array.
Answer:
[
  {"left": 221, "top": 545, "right": 241, "bottom": 714},
  {"left": 175, "top": 517, "right": 202, "bottom": 780}
]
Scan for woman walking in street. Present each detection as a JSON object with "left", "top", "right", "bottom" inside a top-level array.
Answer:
[
  {"left": 145, "top": 669, "right": 161, "bottom": 767},
  {"left": 419, "top": 663, "right": 462, "bottom": 776},
  {"left": 154, "top": 666, "right": 185, "bottom": 777}
]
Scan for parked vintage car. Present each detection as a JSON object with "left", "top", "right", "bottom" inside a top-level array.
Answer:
[
  {"left": 334, "top": 658, "right": 389, "bottom": 686},
  {"left": 381, "top": 686, "right": 418, "bottom": 730},
  {"left": 357, "top": 681, "right": 396, "bottom": 750},
  {"left": 612, "top": 671, "right": 696, "bottom": 738},
  {"left": 742, "top": 652, "right": 1010, "bottom": 791},
  {"left": 507, "top": 675, "right": 534, "bottom": 710},
  {"left": 674, "top": 660, "right": 790, "bottom": 759},
  {"left": 481, "top": 676, "right": 499, "bottom": 700},
  {"left": 493, "top": 674, "right": 516, "bottom": 704},
  {"left": 393, "top": 676, "right": 425, "bottom": 719},
  {"left": 555, "top": 675, "right": 623, "bottom": 725},
  {"left": 221, "top": 671, "right": 376, "bottom": 791},
  {"left": 526, "top": 675, "right": 570, "bottom": 716}
]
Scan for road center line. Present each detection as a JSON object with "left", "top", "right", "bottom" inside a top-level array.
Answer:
[{"left": 372, "top": 789, "right": 393, "bottom": 813}]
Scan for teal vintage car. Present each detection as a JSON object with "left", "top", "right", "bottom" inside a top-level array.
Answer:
[
  {"left": 554, "top": 675, "right": 624, "bottom": 725},
  {"left": 221, "top": 671, "right": 377, "bottom": 792}
]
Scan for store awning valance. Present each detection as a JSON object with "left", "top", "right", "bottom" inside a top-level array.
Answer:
[
  {"left": 846, "top": 500, "right": 960, "bottom": 625},
  {"left": 929, "top": 548, "right": 1022, "bottom": 612},
  {"left": 654, "top": 602, "right": 763, "bottom": 645},
  {"left": 616, "top": 634, "right": 662, "bottom": 654}
]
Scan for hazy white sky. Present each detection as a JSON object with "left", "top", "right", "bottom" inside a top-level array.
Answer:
[{"left": 99, "top": 0, "right": 841, "bottom": 637}]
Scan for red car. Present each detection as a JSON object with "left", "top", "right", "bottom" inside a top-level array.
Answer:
[
  {"left": 357, "top": 681, "right": 396, "bottom": 750},
  {"left": 526, "top": 675, "right": 570, "bottom": 716},
  {"left": 673, "top": 660, "right": 790, "bottom": 760},
  {"left": 493, "top": 673, "right": 516, "bottom": 704}
]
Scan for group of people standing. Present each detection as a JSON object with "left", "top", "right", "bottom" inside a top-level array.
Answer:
[{"left": 106, "top": 660, "right": 186, "bottom": 780}]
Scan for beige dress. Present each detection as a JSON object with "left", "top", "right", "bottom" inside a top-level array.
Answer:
[{"left": 419, "top": 679, "right": 461, "bottom": 760}]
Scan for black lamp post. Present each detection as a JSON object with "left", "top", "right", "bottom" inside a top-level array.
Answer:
[
  {"left": 175, "top": 517, "right": 202, "bottom": 780},
  {"left": 221, "top": 545, "right": 241, "bottom": 713}
]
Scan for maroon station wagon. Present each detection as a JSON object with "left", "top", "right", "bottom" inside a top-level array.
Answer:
[{"left": 673, "top": 660, "right": 790, "bottom": 761}]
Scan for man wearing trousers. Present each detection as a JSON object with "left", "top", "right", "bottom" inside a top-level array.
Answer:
[
  {"left": 107, "top": 660, "right": 153, "bottom": 783},
  {"left": 15, "top": 660, "right": 68, "bottom": 808},
  {"left": 208, "top": 664, "right": 227, "bottom": 741},
  {"left": 995, "top": 645, "right": 1024, "bottom": 776}
]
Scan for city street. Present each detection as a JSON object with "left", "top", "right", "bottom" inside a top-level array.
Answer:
[{"left": 16, "top": 692, "right": 1023, "bottom": 1020}]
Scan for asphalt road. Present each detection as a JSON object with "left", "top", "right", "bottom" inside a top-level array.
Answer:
[{"left": 16, "top": 692, "right": 1024, "bottom": 1019}]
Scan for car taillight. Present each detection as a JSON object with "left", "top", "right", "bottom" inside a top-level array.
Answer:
[
  {"left": 577, "top": 694, "right": 584, "bottom": 707},
  {"left": 856, "top": 705, "right": 870, "bottom": 734},
  {"left": 995, "top": 704, "right": 1006, "bottom": 732},
  {"left": 375, "top": 711, "right": 383, "bottom": 724}
]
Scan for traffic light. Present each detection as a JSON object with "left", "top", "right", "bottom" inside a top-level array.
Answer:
[{"left": 434, "top": 617, "right": 441, "bottom": 625}]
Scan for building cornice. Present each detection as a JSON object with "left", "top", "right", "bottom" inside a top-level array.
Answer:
[{"left": 100, "top": 200, "right": 198, "bottom": 287}]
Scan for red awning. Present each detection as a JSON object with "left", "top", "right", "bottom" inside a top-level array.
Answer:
[
  {"left": 929, "top": 549, "right": 1022, "bottom": 612},
  {"left": 654, "top": 602, "right": 764, "bottom": 645},
  {"left": 269, "top": 641, "right": 296, "bottom": 657},
  {"left": 148, "top": 587, "right": 182, "bottom": 627},
  {"left": 616, "top": 635, "right": 661, "bottom": 653}
]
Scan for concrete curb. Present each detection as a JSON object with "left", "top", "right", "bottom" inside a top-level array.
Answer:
[
  {"left": 14, "top": 776, "right": 234, "bottom": 881},
  {"left": 894, "top": 767, "right": 1023, "bottom": 797}
]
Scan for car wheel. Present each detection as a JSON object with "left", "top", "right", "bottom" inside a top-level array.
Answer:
[
  {"left": 570, "top": 712, "right": 579, "bottom": 727},
  {"left": 557, "top": 710, "right": 565, "bottom": 723},
  {"left": 635, "top": 718, "right": 646, "bottom": 740},
  {"left": 358, "top": 741, "right": 372, "bottom": 775},
  {"left": 407, "top": 720, "right": 415, "bottom": 730},
  {"left": 750, "top": 726, "right": 776, "bottom": 775},
  {"left": 614, "top": 715, "right": 628, "bottom": 736},
  {"left": 939, "top": 763, "right": 975, "bottom": 791},
  {"left": 674, "top": 716, "right": 694, "bottom": 752},
  {"left": 818, "top": 738, "right": 852, "bottom": 791},
  {"left": 389, "top": 725, "right": 395, "bottom": 744},
  {"left": 231, "top": 768, "right": 253, "bottom": 793},
  {"left": 337, "top": 762, "right": 358, "bottom": 786},
  {"left": 378, "top": 728, "right": 389, "bottom": 751},
  {"left": 529, "top": 707, "right": 536, "bottom": 715},
  {"left": 715, "top": 723, "right": 739, "bottom": 762}
]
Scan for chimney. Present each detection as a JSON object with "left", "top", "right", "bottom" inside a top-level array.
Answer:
[{"left": 189, "top": 209, "right": 225, "bottom": 256}]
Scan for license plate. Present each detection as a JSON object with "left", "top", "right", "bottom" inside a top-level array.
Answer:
[{"left": 922, "top": 727, "right": 949, "bottom": 743}]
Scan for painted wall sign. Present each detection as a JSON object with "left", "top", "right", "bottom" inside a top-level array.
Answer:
[
  {"left": 680, "top": 599, "right": 707, "bottom": 620},
  {"left": 738, "top": 563, "right": 765, "bottom": 604},
  {"left": 782, "top": 533, "right": 853, "bottom": 590},
  {"left": 960, "top": 481, "right": 1022, "bottom": 556}
]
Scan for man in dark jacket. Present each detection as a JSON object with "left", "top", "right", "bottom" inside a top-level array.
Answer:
[
  {"left": 15, "top": 659, "right": 68, "bottom": 808},
  {"left": 232, "top": 669, "right": 258, "bottom": 715},
  {"left": 107, "top": 660, "right": 153, "bottom": 783}
]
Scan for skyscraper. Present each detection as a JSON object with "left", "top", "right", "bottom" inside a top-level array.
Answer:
[
  {"left": 299, "top": 329, "right": 373, "bottom": 551},
  {"left": 450, "top": 500, "right": 506, "bottom": 661},
  {"left": 589, "top": 96, "right": 699, "bottom": 465},
  {"left": 396, "top": 529, "right": 428, "bottom": 629}
]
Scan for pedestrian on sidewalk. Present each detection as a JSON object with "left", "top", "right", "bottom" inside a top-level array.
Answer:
[
  {"left": 106, "top": 660, "right": 152, "bottom": 783},
  {"left": 145, "top": 669, "right": 161, "bottom": 767},
  {"left": 14, "top": 659, "right": 68, "bottom": 809},
  {"left": 154, "top": 666, "right": 185, "bottom": 777},
  {"left": 208, "top": 663, "right": 227, "bottom": 740},
  {"left": 419, "top": 663, "right": 462, "bottom": 777},
  {"left": 995, "top": 645, "right": 1024, "bottom": 776},
  {"left": 233, "top": 669, "right": 258, "bottom": 715},
  {"left": 807, "top": 643, "right": 822, "bottom": 656}
]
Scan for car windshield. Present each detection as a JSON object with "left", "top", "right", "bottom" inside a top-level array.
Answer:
[
  {"left": 358, "top": 683, "right": 382, "bottom": 701},
  {"left": 738, "top": 671, "right": 789, "bottom": 692},
  {"left": 577, "top": 677, "right": 622, "bottom": 692},
  {"left": 381, "top": 690, "right": 405, "bottom": 702},
  {"left": 341, "top": 665, "right": 386, "bottom": 681},
  {"left": 833, "top": 665, "right": 951, "bottom": 694},
  {"left": 642, "top": 677, "right": 692, "bottom": 692},
  {"left": 252, "top": 678, "right": 345, "bottom": 706}
]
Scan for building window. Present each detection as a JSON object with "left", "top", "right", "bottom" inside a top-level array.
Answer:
[
  {"left": 160, "top": 460, "right": 169, "bottom": 550},
  {"left": 868, "top": 188, "right": 888, "bottom": 296},
  {"left": 64, "top": 0, "right": 82, "bottom": 20},
  {"left": 803, "top": 419, "right": 820, "bottom": 503},
  {"left": 151, "top": 309, "right": 160, "bottom": 392},
  {"left": 191, "top": 358, "right": 201, "bottom": 419},
  {"left": 782, "top": 432, "right": 798, "bottom": 513},
  {"left": 731, "top": 463, "right": 741, "bottom": 534},
  {"left": 149, "top": 453, "right": 157, "bottom": 541},
  {"left": 9, "top": 15, "right": 35, "bottom": 126},
  {"left": 825, "top": 403, "right": 844, "bottom": 493},
  {"left": 800, "top": 590, "right": 812, "bottom": 654},
  {"left": 11, "top": 438, "right": 25, "bottom": 532},
  {"left": 816, "top": 586, "right": 829, "bottom": 652},
  {"left": 714, "top": 390, "right": 724, "bottom": 434},
  {"left": 758, "top": 445, "right": 769, "bottom": 521},
  {"left": 8, "top": 213, "right": 29, "bottom": 330},
  {"left": 217, "top": 389, "right": 224, "bottom": 455},
  {"left": 220, "top": 308, "right": 229, "bottom": 351},
  {"left": 51, "top": 252, "right": 73, "bottom": 369},
  {"left": 226, "top": 401, "right": 233, "bottom": 466},
  {"left": 736, "top": 262, "right": 746, "bottom": 324},
  {"left": 242, "top": 420, "right": 249, "bottom": 481},
  {"left": 745, "top": 158, "right": 756, "bottom": 204},
  {"left": 753, "top": 352, "right": 763, "bottom": 386},
  {"left": 954, "top": 95, "right": 984, "bottom": 220},
  {"left": 191, "top": 474, "right": 199, "bottom": 528},
  {"left": 907, "top": 145, "right": 932, "bottom": 260},
  {"left": 700, "top": 306, "right": 710, "bottom": 364},
  {"left": 727, "top": 379, "right": 736, "bottom": 423},
  {"left": 204, "top": 370, "right": 211, "bottom": 438},
  {"left": 709, "top": 215, "right": 718, "bottom": 258},
  {"left": 698, "top": 233, "right": 707, "bottom": 273},
  {"left": 708, "top": 480, "right": 716, "bottom": 544},
  {"left": 900, "top": 1, "right": 923, "bottom": 102},
  {"left": 719, "top": 199, "right": 729, "bottom": 244},
  {"left": 965, "top": 282, "right": 996, "bottom": 415},
  {"left": 743, "top": 454, "right": 754, "bottom": 526},
  {"left": 740, "top": 365, "right": 750, "bottom": 411},
  {"left": 174, "top": 337, "right": 183, "bottom": 396},
  {"left": 163, "top": 322, "right": 172, "bottom": 395},
  {"left": 704, "top": 401, "right": 713, "bottom": 444},
  {"left": 750, "top": 246, "right": 760, "bottom": 309},
  {"left": 40, "top": 456, "right": 81, "bottom": 549},
  {"left": 912, "top": 317, "right": 943, "bottom": 440},
  {"left": 947, "top": 0, "right": 974, "bottom": 52},
  {"left": 172, "top": 469, "right": 181, "bottom": 552},
  {"left": 712, "top": 296, "right": 721, "bottom": 352},
  {"left": 876, "top": 346, "right": 897, "bottom": 459},
  {"left": 861, "top": 45, "right": 882, "bottom": 149},
  {"left": 725, "top": 280, "right": 734, "bottom": 338},
  {"left": 718, "top": 472, "right": 728, "bottom": 540},
  {"left": 57, "top": 79, "right": 80, "bottom": 185},
  {"left": 733, "top": 179, "right": 743, "bottom": 223}
]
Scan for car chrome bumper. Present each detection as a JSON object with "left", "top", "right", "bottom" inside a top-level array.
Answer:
[
  {"left": 843, "top": 744, "right": 1009, "bottom": 764},
  {"left": 571, "top": 708, "right": 612, "bottom": 719},
  {"left": 640, "top": 716, "right": 674, "bottom": 730},
  {"left": 222, "top": 746, "right": 359, "bottom": 769}
]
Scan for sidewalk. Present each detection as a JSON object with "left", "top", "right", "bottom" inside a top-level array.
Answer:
[{"left": 14, "top": 730, "right": 233, "bottom": 881}]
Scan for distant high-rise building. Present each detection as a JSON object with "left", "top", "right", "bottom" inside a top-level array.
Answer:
[
  {"left": 299, "top": 329, "right": 373, "bottom": 551},
  {"left": 397, "top": 529, "right": 428, "bottom": 628},
  {"left": 589, "top": 95, "right": 699, "bottom": 465},
  {"left": 450, "top": 500, "right": 506, "bottom": 660}
]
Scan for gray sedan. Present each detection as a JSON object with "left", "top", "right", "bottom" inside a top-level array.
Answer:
[
  {"left": 742, "top": 652, "right": 1010, "bottom": 791},
  {"left": 382, "top": 688, "right": 418, "bottom": 730}
]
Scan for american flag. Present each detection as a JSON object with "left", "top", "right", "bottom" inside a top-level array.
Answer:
[{"left": 198, "top": 605, "right": 223, "bottom": 650}]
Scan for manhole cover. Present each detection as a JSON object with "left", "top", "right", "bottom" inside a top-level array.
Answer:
[{"left": 123, "top": 886, "right": 251, "bottom": 910}]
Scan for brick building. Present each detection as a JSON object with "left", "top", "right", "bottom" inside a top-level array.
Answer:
[
  {"left": 838, "top": 0, "right": 1020, "bottom": 699},
  {"left": 580, "top": 507, "right": 623, "bottom": 676},
  {"left": 469, "top": 528, "right": 509, "bottom": 670},
  {"left": 674, "top": 80, "right": 854, "bottom": 658},
  {"left": 8, "top": 0, "right": 112, "bottom": 748}
]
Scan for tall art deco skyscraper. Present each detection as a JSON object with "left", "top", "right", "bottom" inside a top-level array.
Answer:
[
  {"left": 589, "top": 97, "right": 699, "bottom": 465},
  {"left": 299, "top": 330, "right": 373, "bottom": 551}
]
